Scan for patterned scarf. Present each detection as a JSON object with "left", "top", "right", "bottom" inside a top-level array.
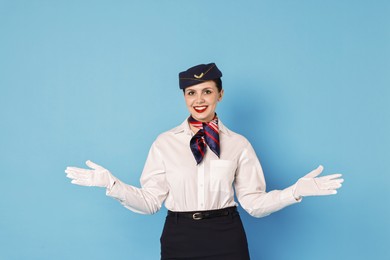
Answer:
[{"left": 188, "top": 115, "right": 220, "bottom": 164}]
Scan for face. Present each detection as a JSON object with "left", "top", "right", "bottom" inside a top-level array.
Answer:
[{"left": 183, "top": 81, "right": 224, "bottom": 122}]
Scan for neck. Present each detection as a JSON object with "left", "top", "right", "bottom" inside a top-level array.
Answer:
[
  {"left": 188, "top": 114, "right": 218, "bottom": 134},
  {"left": 189, "top": 123, "right": 200, "bottom": 134},
  {"left": 190, "top": 113, "right": 216, "bottom": 124}
]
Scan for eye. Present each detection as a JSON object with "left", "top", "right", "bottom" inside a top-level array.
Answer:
[
  {"left": 186, "top": 91, "right": 195, "bottom": 96},
  {"left": 204, "top": 89, "right": 212, "bottom": 94}
]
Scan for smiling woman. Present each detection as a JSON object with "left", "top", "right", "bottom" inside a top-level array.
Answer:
[{"left": 65, "top": 63, "right": 344, "bottom": 260}]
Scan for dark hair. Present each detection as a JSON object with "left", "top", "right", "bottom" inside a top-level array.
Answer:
[
  {"left": 182, "top": 79, "right": 223, "bottom": 93},
  {"left": 213, "top": 78, "right": 223, "bottom": 92}
]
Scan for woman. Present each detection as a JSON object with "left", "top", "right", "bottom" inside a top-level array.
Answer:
[{"left": 65, "top": 63, "right": 344, "bottom": 259}]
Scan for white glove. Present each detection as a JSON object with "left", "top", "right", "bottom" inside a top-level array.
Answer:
[
  {"left": 293, "top": 165, "right": 344, "bottom": 199},
  {"left": 65, "top": 160, "right": 115, "bottom": 188}
]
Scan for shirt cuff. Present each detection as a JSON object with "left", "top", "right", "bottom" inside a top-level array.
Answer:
[
  {"left": 105, "top": 175, "right": 123, "bottom": 199},
  {"left": 280, "top": 184, "right": 302, "bottom": 204}
]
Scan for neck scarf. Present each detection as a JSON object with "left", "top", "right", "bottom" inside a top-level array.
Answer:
[{"left": 188, "top": 115, "right": 220, "bottom": 164}]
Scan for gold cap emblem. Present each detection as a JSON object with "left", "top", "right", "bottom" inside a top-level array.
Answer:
[{"left": 194, "top": 73, "right": 204, "bottom": 79}]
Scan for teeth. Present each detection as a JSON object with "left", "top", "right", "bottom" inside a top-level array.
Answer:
[{"left": 195, "top": 106, "right": 207, "bottom": 109}]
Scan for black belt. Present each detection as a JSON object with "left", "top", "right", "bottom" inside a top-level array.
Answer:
[{"left": 168, "top": 206, "right": 238, "bottom": 220}]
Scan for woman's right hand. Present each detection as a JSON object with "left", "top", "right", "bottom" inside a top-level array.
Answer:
[{"left": 65, "top": 160, "right": 114, "bottom": 188}]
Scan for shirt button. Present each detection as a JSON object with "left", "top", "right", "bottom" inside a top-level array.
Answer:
[
  {"left": 200, "top": 184, "right": 203, "bottom": 188},
  {"left": 200, "top": 203, "right": 204, "bottom": 207}
]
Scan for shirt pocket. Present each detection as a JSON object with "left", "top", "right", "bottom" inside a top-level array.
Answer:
[{"left": 210, "top": 160, "right": 236, "bottom": 192}]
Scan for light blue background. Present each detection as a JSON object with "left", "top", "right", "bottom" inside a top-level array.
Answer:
[{"left": 1, "top": 0, "right": 389, "bottom": 259}]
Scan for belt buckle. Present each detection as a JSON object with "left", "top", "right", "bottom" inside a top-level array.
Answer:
[{"left": 192, "top": 212, "right": 203, "bottom": 220}]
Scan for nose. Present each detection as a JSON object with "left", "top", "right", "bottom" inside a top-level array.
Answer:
[{"left": 195, "top": 93, "right": 205, "bottom": 104}]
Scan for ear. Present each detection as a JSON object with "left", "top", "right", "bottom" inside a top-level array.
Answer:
[{"left": 218, "top": 89, "right": 224, "bottom": 102}]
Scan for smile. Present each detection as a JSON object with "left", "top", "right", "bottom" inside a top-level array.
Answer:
[{"left": 193, "top": 106, "right": 208, "bottom": 113}]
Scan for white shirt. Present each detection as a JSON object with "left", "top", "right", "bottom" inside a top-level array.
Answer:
[{"left": 106, "top": 118, "right": 300, "bottom": 218}]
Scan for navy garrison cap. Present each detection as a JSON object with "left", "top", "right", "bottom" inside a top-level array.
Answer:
[{"left": 179, "top": 63, "right": 222, "bottom": 89}]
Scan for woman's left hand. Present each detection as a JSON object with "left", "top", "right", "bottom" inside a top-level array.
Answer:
[{"left": 293, "top": 165, "right": 344, "bottom": 200}]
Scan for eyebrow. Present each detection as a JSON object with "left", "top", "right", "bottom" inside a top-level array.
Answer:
[{"left": 185, "top": 87, "right": 213, "bottom": 92}]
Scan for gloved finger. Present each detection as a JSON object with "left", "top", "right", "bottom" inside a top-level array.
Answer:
[
  {"left": 316, "top": 180, "right": 343, "bottom": 190},
  {"left": 65, "top": 172, "right": 77, "bottom": 180},
  {"left": 328, "top": 178, "right": 344, "bottom": 184},
  {"left": 329, "top": 183, "right": 342, "bottom": 189},
  {"left": 321, "top": 182, "right": 342, "bottom": 190},
  {"left": 317, "top": 178, "right": 344, "bottom": 186},
  {"left": 66, "top": 167, "right": 91, "bottom": 174},
  {"left": 65, "top": 169, "right": 92, "bottom": 178},
  {"left": 65, "top": 169, "right": 76, "bottom": 177},
  {"left": 304, "top": 165, "right": 324, "bottom": 178},
  {"left": 66, "top": 172, "right": 91, "bottom": 181},
  {"left": 316, "top": 178, "right": 344, "bottom": 185},
  {"left": 317, "top": 189, "right": 338, "bottom": 196},
  {"left": 71, "top": 179, "right": 92, "bottom": 186},
  {"left": 318, "top": 174, "right": 343, "bottom": 181},
  {"left": 86, "top": 160, "right": 104, "bottom": 170}
]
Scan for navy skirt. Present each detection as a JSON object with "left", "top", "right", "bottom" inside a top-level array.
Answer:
[{"left": 160, "top": 207, "right": 250, "bottom": 260}]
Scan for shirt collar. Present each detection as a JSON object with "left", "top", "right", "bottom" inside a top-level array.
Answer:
[{"left": 171, "top": 117, "right": 230, "bottom": 136}]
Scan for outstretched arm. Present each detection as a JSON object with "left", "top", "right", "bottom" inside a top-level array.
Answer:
[
  {"left": 234, "top": 142, "right": 344, "bottom": 218},
  {"left": 65, "top": 142, "right": 168, "bottom": 214}
]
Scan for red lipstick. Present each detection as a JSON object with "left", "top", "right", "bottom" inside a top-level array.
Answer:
[{"left": 194, "top": 106, "right": 208, "bottom": 113}]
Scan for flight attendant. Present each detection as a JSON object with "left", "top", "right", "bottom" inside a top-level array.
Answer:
[{"left": 65, "top": 63, "right": 344, "bottom": 260}]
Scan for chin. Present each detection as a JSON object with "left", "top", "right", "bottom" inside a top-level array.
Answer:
[{"left": 192, "top": 113, "right": 213, "bottom": 122}]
